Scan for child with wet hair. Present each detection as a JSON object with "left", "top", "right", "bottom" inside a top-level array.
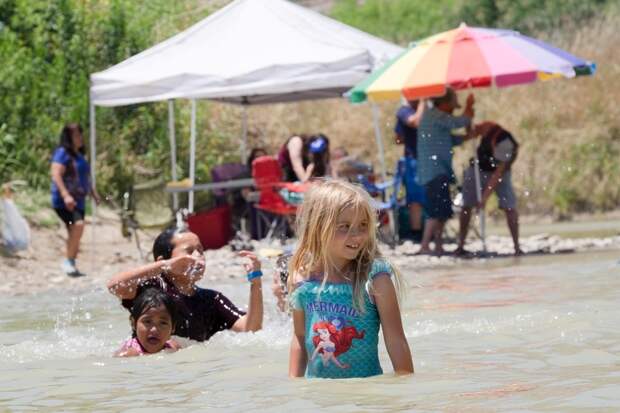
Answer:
[
  {"left": 288, "top": 180, "right": 413, "bottom": 378},
  {"left": 108, "top": 228, "right": 263, "bottom": 342},
  {"left": 114, "top": 288, "right": 181, "bottom": 357}
]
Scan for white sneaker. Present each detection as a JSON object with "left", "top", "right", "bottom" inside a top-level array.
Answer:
[{"left": 62, "top": 260, "right": 85, "bottom": 277}]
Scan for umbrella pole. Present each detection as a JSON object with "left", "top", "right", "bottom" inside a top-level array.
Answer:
[
  {"left": 472, "top": 140, "right": 487, "bottom": 252},
  {"left": 371, "top": 103, "right": 387, "bottom": 181},
  {"left": 89, "top": 98, "right": 97, "bottom": 275},
  {"left": 189, "top": 99, "right": 197, "bottom": 213},
  {"left": 168, "top": 100, "right": 179, "bottom": 211},
  {"left": 371, "top": 103, "right": 396, "bottom": 245}
]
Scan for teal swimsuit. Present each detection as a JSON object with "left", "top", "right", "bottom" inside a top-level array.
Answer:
[{"left": 290, "top": 259, "right": 394, "bottom": 379}]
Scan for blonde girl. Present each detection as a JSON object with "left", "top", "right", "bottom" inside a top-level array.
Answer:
[{"left": 288, "top": 180, "right": 413, "bottom": 379}]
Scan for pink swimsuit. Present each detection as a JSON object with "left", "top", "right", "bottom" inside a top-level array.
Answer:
[{"left": 118, "top": 337, "right": 174, "bottom": 355}]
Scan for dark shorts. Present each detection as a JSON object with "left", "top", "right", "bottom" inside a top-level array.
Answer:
[
  {"left": 423, "top": 175, "right": 453, "bottom": 221},
  {"left": 403, "top": 157, "right": 426, "bottom": 205},
  {"left": 462, "top": 166, "right": 517, "bottom": 209},
  {"left": 54, "top": 207, "right": 85, "bottom": 227}
]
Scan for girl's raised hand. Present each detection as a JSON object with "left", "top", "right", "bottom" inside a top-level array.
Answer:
[
  {"left": 239, "top": 250, "right": 261, "bottom": 273},
  {"left": 165, "top": 254, "right": 204, "bottom": 277}
]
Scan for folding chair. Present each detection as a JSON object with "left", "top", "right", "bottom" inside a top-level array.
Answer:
[
  {"left": 121, "top": 173, "right": 174, "bottom": 260},
  {"left": 358, "top": 157, "right": 406, "bottom": 248},
  {"left": 251, "top": 156, "right": 298, "bottom": 243}
]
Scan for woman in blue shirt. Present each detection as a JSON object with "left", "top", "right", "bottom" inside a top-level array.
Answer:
[{"left": 50, "top": 123, "right": 100, "bottom": 276}]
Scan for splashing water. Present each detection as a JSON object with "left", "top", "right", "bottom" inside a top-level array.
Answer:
[{"left": 1, "top": 250, "right": 620, "bottom": 411}]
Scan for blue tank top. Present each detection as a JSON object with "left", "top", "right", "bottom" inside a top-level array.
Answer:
[{"left": 289, "top": 259, "right": 394, "bottom": 379}]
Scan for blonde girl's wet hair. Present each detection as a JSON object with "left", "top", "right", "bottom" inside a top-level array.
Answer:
[{"left": 288, "top": 180, "right": 403, "bottom": 310}]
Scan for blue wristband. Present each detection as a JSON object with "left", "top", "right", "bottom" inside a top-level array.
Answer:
[{"left": 247, "top": 270, "right": 263, "bottom": 281}]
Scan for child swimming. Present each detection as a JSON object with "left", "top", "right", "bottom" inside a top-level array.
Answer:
[
  {"left": 115, "top": 287, "right": 181, "bottom": 357},
  {"left": 288, "top": 180, "right": 414, "bottom": 378},
  {"left": 107, "top": 228, "right": 263, "bottom": 342}
]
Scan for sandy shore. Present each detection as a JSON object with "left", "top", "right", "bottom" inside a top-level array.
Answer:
[{"left": 2, "top": 207, "right": 620, "bottom": 297}]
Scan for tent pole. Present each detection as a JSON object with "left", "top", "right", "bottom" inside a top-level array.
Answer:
[
  {"left": 89, "top": 98, "right": 97, "bottom": 274},
  {"left": 241, "top": 105, "right": 248, "bottom": 162},
  {"left": 472, "top": 141, "right": 487, "bottom": 252},
  {"left": 189, "top": 99, "right": 197, "bottom": 213},
  {"left": 371, "top": 103, "right": 387, "bottom": 181},
  {"left": 89, "top": 101, "right": 97, "bottom": 210},
  {"left": 168, "top": 100, "right": 179, "bottom": 210}
]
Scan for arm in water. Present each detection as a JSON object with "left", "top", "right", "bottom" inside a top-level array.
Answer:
[
  {"left": 289, "top": 308, "right": 307, "bottom": 377},
  {"left": 373, "top": 274, "right": 414, "bottom": 375},
  {"left": 231, "top": 251, "right": 264, "bottom": 332},
  {"left": 107, "top": 255, "right": 201, "bottom": 300}
]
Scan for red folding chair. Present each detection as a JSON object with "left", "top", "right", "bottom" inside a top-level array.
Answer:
[{"left": 251, "top": 156, "right": 298, "bottom": 242}]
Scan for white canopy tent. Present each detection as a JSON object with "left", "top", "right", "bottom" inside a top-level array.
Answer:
[{"left": 89, "top": 0, "right": 403, "bottom": 212}]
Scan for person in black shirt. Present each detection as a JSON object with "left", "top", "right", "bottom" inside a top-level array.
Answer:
[
  {"left": 455, "top": 122, "right": 522, "bottom": 256},
  {"left": 107, "top": 228, "right": 263, "bottom": 342}
]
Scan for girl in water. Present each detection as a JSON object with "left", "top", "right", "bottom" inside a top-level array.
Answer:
[
  {"left": 108, "top": 228, "right": 263, "bottom": 342},
  {"left": 288, "top": 180, "right": 414, "bottom": 379},
  {"left": 115, "top": 287, "right": 181, "bottom": 357}
]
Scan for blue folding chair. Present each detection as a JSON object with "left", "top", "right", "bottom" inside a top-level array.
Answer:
[{"left": 358, "top": 158, "right": 407, "bottom": 248}]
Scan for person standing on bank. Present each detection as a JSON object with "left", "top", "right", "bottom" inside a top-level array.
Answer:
[
  {"left": 50, "top": 123, "right": 100, "bottom": 276},
  {"left": 394, "top": 99, "right": 426, "bottom": 240},
  {"left": 416, "top": 88, "right": 476, "bottom": 255},
  {"left": 455, "top": 122, "right": 523, "bottom": 256}
]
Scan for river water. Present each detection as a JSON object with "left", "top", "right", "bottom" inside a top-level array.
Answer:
[{"left": 1, "top": 249, "right": 619, "bottom": 412}]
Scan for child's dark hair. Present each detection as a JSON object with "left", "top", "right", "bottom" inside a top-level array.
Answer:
[
  {"left": 130, "top": 288, "right": 177, "bottom": 337},
  {"left": 58, "top": 123, "right": 86, "bottom": 156},
  {"left": 152, "top": 227, "right": 188, "bottom": 260}
]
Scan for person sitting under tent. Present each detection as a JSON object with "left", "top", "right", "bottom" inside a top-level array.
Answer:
[
  {"left": 455, "top": 122, "right": 523, "bottom": 256},
  {"left": 277, "top": 134, "right": 330, "bottom": 182},
  {"left": 330, "top": 147, "right": 373, "bottom": 182}
]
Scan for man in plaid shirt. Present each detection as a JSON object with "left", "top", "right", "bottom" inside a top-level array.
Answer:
[{"left": 416, "top": 88, "right": 476, "bottom": 255}]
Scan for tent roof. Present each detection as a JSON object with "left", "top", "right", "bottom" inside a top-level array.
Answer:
[{"left": 90, "top": 0, "right": 403, "bottom": 107}]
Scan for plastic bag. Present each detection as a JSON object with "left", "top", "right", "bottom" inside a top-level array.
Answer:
[{"left": 1, "top": 198, "right": 30, "bottom": 252}]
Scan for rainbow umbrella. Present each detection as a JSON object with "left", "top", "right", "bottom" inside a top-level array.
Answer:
[
  {"left": 349, "top": 23, "right": 595, "bottom": 251},
  {"left": 349, "top": 23, "right": 596, "bottom": 103}
]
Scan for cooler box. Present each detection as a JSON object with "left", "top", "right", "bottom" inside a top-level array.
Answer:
[{"left": 187, "top": 205, "right": 232, "bottom": 250}]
